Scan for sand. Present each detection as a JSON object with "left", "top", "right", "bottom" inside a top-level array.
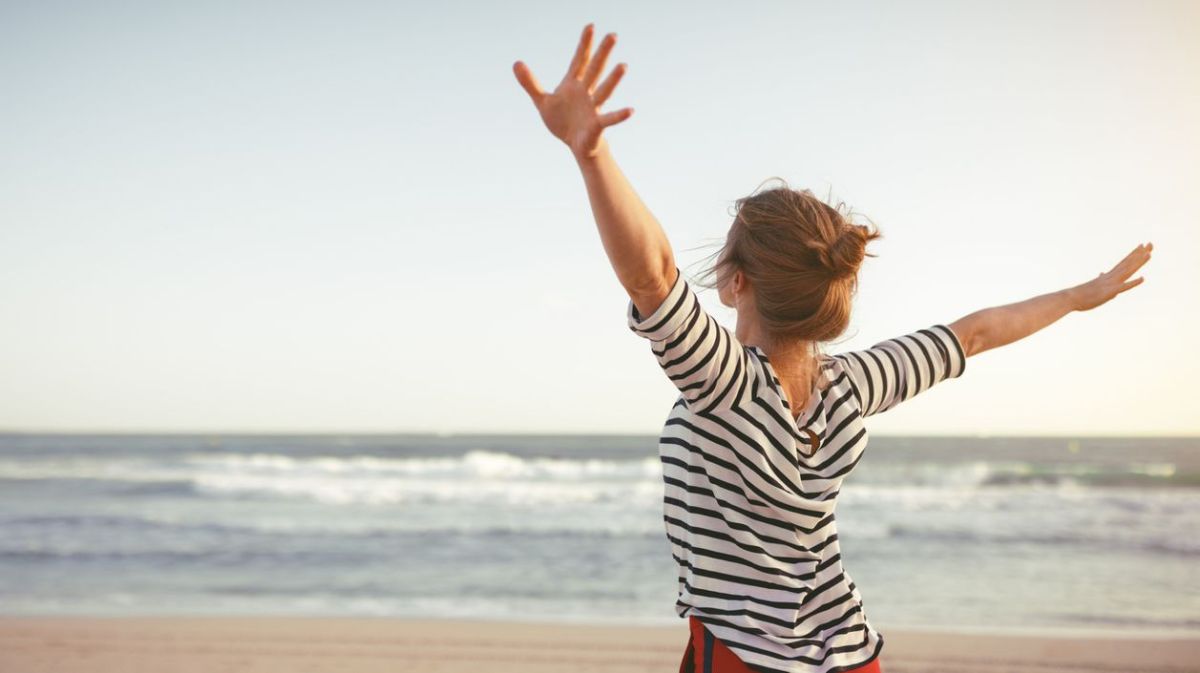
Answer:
[{"left": 0, "top": 616, "right": 1196, "bottom": 673}]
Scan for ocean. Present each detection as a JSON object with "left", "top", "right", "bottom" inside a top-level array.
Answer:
[{"left": 1, "top": 433, "right": 1197, "bottom": 636}]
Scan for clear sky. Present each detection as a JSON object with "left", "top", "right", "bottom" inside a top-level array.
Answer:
[{"left": 1, "top": 0, "right": 1196, "bottom": 436}]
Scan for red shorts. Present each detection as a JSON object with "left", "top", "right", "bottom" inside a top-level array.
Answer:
[{"left": 679, "top": 616, "right": 883, "bottom": 673}]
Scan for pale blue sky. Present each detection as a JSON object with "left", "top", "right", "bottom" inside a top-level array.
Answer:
[{"left": 1, "top": 0, "right": 1196, "bottom": 436}]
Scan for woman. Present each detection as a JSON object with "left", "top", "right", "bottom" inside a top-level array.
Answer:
[{"left": 512, "top": 23, "right": 1152, "bottom": 673}]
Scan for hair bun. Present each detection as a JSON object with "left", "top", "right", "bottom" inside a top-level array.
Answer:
[
  {"left": 807, "top": 223, "right": 877, "bottom": 279},
  {"left": 827, "top": 225, "right": 869, "bottom": 278}
]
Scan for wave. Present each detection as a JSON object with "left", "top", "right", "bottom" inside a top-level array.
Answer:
[
  {"left": 182, "top": 450, "right": 662, "bottom": 480},
  {"left": 0, "top": 547, "right": 371, "bottom": 563},
  {"left": 0, "top": 512, "right": 662, "bottom": 538},
  {"left": 0, "top": 450, "right": 664, "bottom": 506},
  {"left": 5, "top": 524, "right": 1191, "bottom": 562},
  {"left": 2, "top": 450, "right": 1192, "bottom": 485},
  {"left": 0, "top": 449, "right": 658, "bottom": 480},
  {"left": 850, "top": 459, "right": 1197, "bottom": 489},
  {"left": 0, "top": 451, "right": 1194, "bottom": 511},
  {"left": 866, "top": 522, "right": 1200, "bottom": 557}
]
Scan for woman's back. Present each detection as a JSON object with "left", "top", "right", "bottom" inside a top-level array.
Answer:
[{"left": 629, "top": 265, "right": 966, "bottom": 673}]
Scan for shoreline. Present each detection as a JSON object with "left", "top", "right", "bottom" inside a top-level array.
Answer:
[
  {"left": 7, "top": 611, "right": 1199, "bottom": 640},
  {"left": 1, "top": 616, "right": 1196, "bottom": 673}
]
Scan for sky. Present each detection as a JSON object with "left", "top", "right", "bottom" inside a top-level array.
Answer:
[{"left": 1, "top": 0, "right": 1197, "bottom": 436}]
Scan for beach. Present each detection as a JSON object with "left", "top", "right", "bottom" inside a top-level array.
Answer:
[
  {"left": 0, "top": 616, "right": 1197, "bottom": 673},
  {"left": 2, "top": 434, "right": 1197, "bottom": 672}
]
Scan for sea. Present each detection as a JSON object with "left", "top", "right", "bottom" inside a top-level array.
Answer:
[{"left": 1, "top": 432, "right": 1197, "bottom": 637}]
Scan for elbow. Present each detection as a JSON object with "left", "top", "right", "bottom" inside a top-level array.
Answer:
[
  {"left": 624, "top": 256, "right": 677, "bottom": 297},
  {"left": 946, "top": 317, "right": 983, "bottom": 358}
]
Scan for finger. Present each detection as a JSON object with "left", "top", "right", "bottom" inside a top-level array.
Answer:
[
  {"left": 1108, "top": 245, "right": 1145, "bottom": 275},
  {"left": 1118, "top": 276, "right": 1144, "bottom": 293},
  {"left": 583, "top": 33, "right": 617, "bottom": 89},
  {"left": 566, "top": 23, "right": 594, "bottom": 81},
  {"left": 597, "top": 107, "right": 634, "bottom": 128},
  {"left": 1116, "top": 244, "right": 1153, "bottom": 277},
  {"left": 593, "top": 62, "right": 627, "bottom": 107},
  {"left": 512, "top": 61, "right": 546, "bottom": 106}
]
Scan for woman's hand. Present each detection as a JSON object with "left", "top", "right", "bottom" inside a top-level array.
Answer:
[
  {"left": 1070, "top": 242, "right": 1154, "bottom": 311},
  {"left": 512, "top": 23, "right": 634, "bottom": 160}
]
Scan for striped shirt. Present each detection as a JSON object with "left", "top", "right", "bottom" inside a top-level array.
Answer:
[{"left": 627, "top": 266, "right": 966, "bottom": 673}]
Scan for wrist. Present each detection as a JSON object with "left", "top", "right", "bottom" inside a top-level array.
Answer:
[{"left": 572, "top": 137, "right": 610, "bottom": 165}]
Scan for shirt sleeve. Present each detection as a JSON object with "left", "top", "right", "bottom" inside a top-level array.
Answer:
[
  {"left": 831, "top": 323, "right": 966, "bottom": 417},
  {"left": 627, "top": 266, "right": 753, "bottom": 415}
]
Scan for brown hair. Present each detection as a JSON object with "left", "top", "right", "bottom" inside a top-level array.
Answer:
[{"left": 691, "top": 176, "right": 882, "bottom": 353}]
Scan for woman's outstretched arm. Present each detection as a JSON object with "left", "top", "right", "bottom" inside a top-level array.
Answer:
[
  {"left": 574, "top": 138, "right": 675, "bottom": 314},
  {"left": 513, "top": 23, "right": 675, "bottom": 314},
  {"left": 947, "top": 242, "right": 1153, "bottom": 358}
]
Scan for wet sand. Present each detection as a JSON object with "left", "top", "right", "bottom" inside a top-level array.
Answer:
[{"left": 0, "top": 616, "right": 1197, "bottom": 673}]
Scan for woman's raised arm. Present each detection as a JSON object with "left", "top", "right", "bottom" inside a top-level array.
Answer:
[
  {"left": 513, "top": 23, "right": 675, "bottom": 313},
  {"left": 947, "top": 242, "right": 1153, "bottom": 358}
]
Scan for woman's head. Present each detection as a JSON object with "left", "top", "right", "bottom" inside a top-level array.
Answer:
[{"left": 694, "top": 177, "right": 882, "bottom": 346}]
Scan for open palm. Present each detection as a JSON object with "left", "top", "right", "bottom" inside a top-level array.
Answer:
[
  {"left": 1073, "top": 242, "right": 1153, "bottom": 311},
  {"left": 512, "top": 23, "right": 633, "bottom": 159}
]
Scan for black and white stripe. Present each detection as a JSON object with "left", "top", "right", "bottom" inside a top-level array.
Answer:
[
  {"left": 833, "top": 324, "right": 966, "bottom": 417},
  {"left": 628, "top": 266, "right": 967, "bottom": 673}
]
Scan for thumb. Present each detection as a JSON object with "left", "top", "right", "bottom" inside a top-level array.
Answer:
[{"left": 513, "top": 61, "right": 545, "bottom": 106}]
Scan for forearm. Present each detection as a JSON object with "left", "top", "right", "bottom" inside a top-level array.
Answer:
[
  {"left": 574, "top": 139, "right": 674, "bottom": 291},
  {"left": 949, "top": 285, "right": 1082, "bottom": 357}
]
